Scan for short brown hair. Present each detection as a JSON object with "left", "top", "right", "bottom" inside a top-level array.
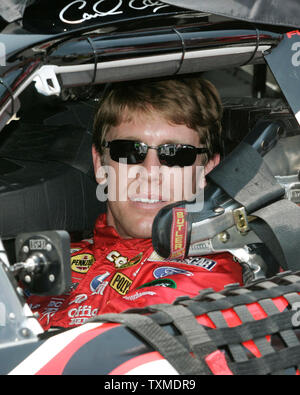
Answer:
[{"left": 93, "top": 77, "right": 223, "bottom": 162}]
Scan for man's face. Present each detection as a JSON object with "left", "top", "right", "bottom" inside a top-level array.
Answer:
[{"left": 93, "top": 111, "right": 219, "bottom": 239}]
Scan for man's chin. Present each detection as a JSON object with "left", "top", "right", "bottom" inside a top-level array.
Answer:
[
  {"left": 107, "top": 200, "right": 174, "bottom": 239},
  {"left": 119, "top": 221, "right": 153, "bottom": 239}
]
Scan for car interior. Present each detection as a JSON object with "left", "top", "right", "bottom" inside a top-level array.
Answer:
[{"left": 0, "top": 62, "right": 300, "bottom": 267}]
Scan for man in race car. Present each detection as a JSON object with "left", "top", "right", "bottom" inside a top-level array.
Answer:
[{"left": 27, "top": 77, "right": 243, "bottom": 330}]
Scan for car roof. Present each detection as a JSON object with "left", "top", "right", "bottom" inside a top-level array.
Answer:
[
  {"left": 2, "top": 0, "right": 299, "bottom": 31},
  {"left": 162, "top": 0, "right": 300, "bottom": 29}
]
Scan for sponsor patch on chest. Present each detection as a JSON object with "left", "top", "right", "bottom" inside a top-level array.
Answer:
[
  {"left": 71, "top": 253, "right": 94, "bottom": 273},
  {"left": 153, "top": 266, "right": 193, "bottom": 278},
  {"left": 182, "top": 257, "right": 217, "bottom": 271},
  {"left": 110, "top": 272, "right": 133, "bottom": 295},
  {"left": 106, "top": 250, "right": 143, "bottom": 269},
  {"left": 147, "top": 251, "right": 217, "bottom": 271}
]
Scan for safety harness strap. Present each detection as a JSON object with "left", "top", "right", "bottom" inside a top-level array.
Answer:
[
  {"left": 207, "top": 142, "right": 300, "bottom": 272},
  {"left": 207, "top": 142, "right": 284, "bottom": 213},
  {"left": 251, "top": 199, "right": 300, "bottom": 272}
]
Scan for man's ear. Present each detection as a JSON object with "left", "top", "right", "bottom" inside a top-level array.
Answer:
[
  {"left": 92, "top": 145, "right": 107, "bottom": 185},
  {"left": 204, "top": 153, "right": 220, "bottom": 176}
]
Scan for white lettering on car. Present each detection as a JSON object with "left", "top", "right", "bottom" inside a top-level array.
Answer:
[{"left": 59, "top": 0, "right": 169, "bottom": 25}]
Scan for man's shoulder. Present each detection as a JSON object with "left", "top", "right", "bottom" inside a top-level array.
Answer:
[{"left": 71, "top": 237, "right": 94, "bottom": 255}]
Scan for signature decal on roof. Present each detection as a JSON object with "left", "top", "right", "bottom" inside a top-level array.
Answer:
[{"left": 59, "top": 0, "right": 170, "bottom": 25}]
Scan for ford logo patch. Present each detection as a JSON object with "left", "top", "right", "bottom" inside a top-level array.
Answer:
[{"left": 153, "top": 266, "right": 193, "bottom": 279}]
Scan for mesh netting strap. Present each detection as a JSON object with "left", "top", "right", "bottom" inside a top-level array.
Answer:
[
  {"left": 148, "top": 304, "right": 217, "bottom": 363},
  {"left": 180, "top": 281, "right": 300, "bottom": 317},
  {"left": 230, "top": 345, "right": 300, "bottom": 375},
  {"left": 206, "top": 311, "right": 294, "bottom": 347},
  {"left": 90, "top": 312, "right": 211, "bottom": 375},
  {"left": 89, "top": 272, "right": 300, "bottom": 375}
]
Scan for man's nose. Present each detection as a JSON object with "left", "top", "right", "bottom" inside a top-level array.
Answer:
[{"left": 141, "top": 148, "right": 161, "bottom": 181}]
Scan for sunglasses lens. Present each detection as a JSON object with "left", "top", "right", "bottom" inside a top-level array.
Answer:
[
  {"left": 109, "top": 140, "right": 145, "bottom": 164},
  {"left": 107, "top": 141, "right": 199, "bottom": 166},
  {"left": 159, "top": 145, "right": 197, "bottom": 167}
]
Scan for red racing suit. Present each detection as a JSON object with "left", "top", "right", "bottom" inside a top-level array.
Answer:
[{"left": 27, "top": 214, "right": 243, "bottom": 330}]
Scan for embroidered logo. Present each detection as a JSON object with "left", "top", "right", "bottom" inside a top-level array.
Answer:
[
  {"left": 183, "top": 257, "right": 217, "bottom": 271},
  {"left": 110, "top": 272, "right": 133, "bottom": 295},
  {"left": 153, "top": 266, "right": 193, "bottom": 279},
  {"left": 71, "top": 253, "right": 94, "bottom": 274},
  {"left": 106, "top": 250, "right": 143, "bottom": 269},
  {"left": 90, "top": 272, "right": 110, "bottom": 295},
  {"left": 170, "top": 208, "right": 188, "bottom": 259}
]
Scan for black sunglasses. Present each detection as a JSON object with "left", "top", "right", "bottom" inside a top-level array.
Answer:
[{"left": 102, "top": 139, "right": 209, "bottom": 167}]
